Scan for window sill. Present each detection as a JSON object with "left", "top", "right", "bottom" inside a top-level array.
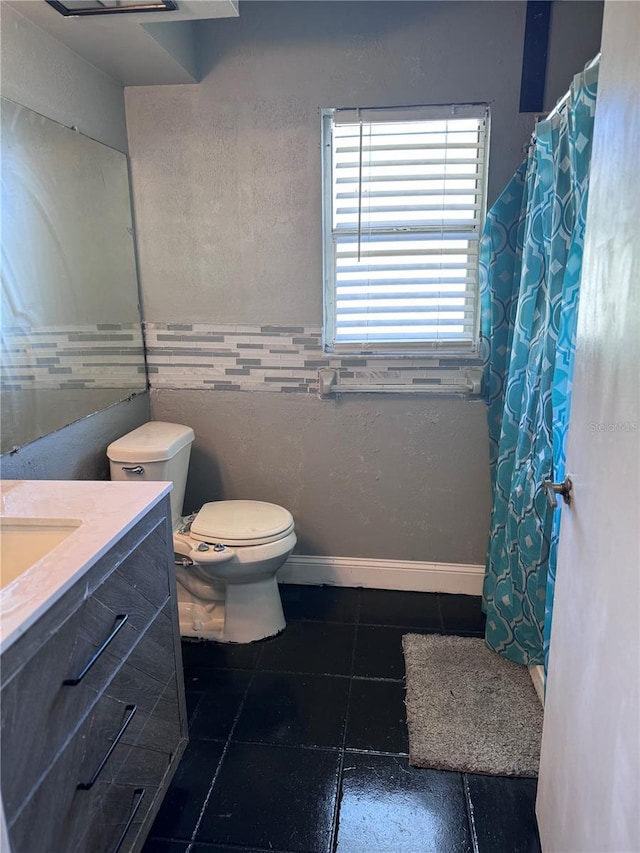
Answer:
[
  {"left": 318, "top": 364, "right": 483, "bottom": 398},
  {"left": 323, "top": 344, "right": 481, "bottom": 360},
  {"left": 327, "top": 382, "right": 480, "bottom": 396}
]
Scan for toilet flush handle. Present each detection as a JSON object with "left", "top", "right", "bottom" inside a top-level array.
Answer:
[{"left": 121, "top": 465, "right": 145, "bottom": 475}]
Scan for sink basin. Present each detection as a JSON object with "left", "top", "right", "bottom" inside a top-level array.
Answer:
[{"left": 0, "top": 518, "right": 82, "bottom": 589}]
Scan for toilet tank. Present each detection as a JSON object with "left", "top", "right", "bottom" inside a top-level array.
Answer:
[{"left": 107, "top": 422, "right": 195, "bottom": 530}]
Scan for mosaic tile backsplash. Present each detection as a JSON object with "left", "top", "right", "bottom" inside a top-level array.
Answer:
[
  {"left": 0, "top": 323, "right": 146, "bottom": 391},
  {"left": 145, "top": 323, "right": 482, "bottom": 394},
  {"left": 1, "top": 322, "right": 482, "bottom": 395}
]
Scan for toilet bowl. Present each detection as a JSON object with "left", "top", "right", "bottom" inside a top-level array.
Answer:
[
  {"left": 173, "top": 500, "right": 296, "bottom": 642},
  {"left": 107, "top": 422, "right": 296, "bottom": 643}
]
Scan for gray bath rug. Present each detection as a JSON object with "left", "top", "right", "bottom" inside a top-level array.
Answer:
[{"left": 402, "top": 634, "right": 543, "bottom": 777}]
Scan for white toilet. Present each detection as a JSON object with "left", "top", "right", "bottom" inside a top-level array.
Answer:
[{"left": 107, "top": 421, "right": 296, "bottom": 643}]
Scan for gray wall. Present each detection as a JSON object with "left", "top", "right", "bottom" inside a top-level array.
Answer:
[
  {"left": 126, "top": 1, "right": 601, "bottom": 564},
  {"left": 545, "top": 1, "right": 604, "bottom": 113},
  {"left": 127, "top": 1, "right": 535, "bottom": 325},
  {"left": 152, "top": 389, "right": 490, "bottom": 564},
  {"left": 0, "top": 5, "right": 149, "bottom": 478}
]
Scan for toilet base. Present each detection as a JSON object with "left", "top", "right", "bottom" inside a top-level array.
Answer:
[
  {"left": 225, "top": 576, "right": 286, "bottom": 643},
  {"left": 177, "top": 597, "right": 225, "bottom": 642},
  {"left": 176, "top": 576, "right": 286, "bottom": 643}
]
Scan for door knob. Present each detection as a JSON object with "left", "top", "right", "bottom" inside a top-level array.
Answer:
[{"left": 543, "top": 476, "right": 573, "bottom": 508}]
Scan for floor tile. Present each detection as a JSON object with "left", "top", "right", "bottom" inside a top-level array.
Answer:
[
  {"left": 195, "top": 742, "right": 340, "bottom": 852},
  {"left": 181, "top": 638, "right": 262, "bottom": 670},
  {"left": 279, "top": 583, "right": 360, "bottom": 623},
  {"left": 148, "top": 739, "right": 225, "bottom": 841},
  {"left": 359, "top": 588, "right": 442, "bottom": 630},
  {"left": 142, "top": 841, "right": 188, "bottom": 853},
  {"left": 183, "top": 665, "right": 250, "bottom": 695},
  {"left": 345, "top": 679, "right": 408, "bottom": 754},
  {"left": 465, "top": 774, "right": 541, "bottom": 853},
  {"left": 145, "top": 585, "right": 541, "bottom": 853},
  {"left": 257, "top": 620, "right": 356, "bottom": 676},
  {"left": 353, "top": 625, "right": 426, "bottom": 680},
  {"left": 232, "top": 672, "right": 349, "bottom": 749},
  {"left": 185, "top": 689, "right": 204, "bottom": 724},
  {"left": 439, "top": 594, "right": 487, "bottom": 635},
  {"left": 336, "top": 753, "right": 472, "bottom": 853},
  {"left": 188, "top": 671, "right": 252, "bottom": 741}
]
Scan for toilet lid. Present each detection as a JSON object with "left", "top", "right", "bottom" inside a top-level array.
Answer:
[{"left": 190, "top": 500, "right": 295, "bottom": 546}]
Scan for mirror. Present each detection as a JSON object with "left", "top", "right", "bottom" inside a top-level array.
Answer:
[{"left": 0, "top": 98, "right": 146, "bottom": 453}]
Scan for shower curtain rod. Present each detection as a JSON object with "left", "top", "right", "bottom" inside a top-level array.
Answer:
[
  {"left": 544, "top": 53, "right": 601, "bottom": 122},
  {"left": 525, "top": 52, "right": 601, "bottom": 150}
]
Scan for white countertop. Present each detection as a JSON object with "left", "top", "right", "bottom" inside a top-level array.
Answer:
[{"left": 0, "top": 479, "right": 172, "bottom": 654}]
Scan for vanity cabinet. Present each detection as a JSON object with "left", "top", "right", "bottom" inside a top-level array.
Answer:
[{"left": 0, "top": 496, "right": 187, "bottom": 853}]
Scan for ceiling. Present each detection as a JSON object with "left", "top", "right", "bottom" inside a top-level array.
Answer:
[{"left": 6, "top": 0, "right": 239, "bottom": 85}]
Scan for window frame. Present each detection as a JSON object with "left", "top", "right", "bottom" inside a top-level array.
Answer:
[{"left": 321, "top": 104, "right": 490, "bottom": 357}]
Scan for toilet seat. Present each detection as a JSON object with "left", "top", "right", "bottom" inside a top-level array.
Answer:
[{"left": 189, "top": 500, "right": 295, "bottom": 547}]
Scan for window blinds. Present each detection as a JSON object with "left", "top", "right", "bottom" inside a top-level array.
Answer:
[{"left": 325, "top": 105, "right": 489, "bottom": 350}]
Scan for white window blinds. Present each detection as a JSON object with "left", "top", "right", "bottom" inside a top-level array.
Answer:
[{"left": 322, "top": 104, "right": 490, "bottom": 352}]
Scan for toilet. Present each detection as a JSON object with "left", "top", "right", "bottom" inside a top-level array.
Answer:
[{"left": 107, "top": 421, "right": 296, "bottom": 643}]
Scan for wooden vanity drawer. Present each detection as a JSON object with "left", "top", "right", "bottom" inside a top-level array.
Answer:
[
  {"left": 10, "top": 767, "right": 165, "bottom": 853},
  {"left": 1, "top": 524, "right": 172, "bottom": 820},
  {"left": 73, "top": 781, "right": 161, "bottom": 853},
  {"left": 7, "top": 606, "right": 185, "bottom": 853}
]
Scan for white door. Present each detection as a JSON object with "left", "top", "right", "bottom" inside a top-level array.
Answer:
[{"left": 536, "top": 3, "right": 640, "bottom": 851}]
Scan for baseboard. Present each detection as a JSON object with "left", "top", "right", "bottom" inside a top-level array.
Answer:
[
  {"left": 279, "top": 554, "right": 484, "bottom": 596},
  {"left": 529, "top": 664, "right": 545, "bottom": 706}
]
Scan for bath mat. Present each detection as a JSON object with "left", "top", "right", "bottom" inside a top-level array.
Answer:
[{"left": 402, "top": 634, "right": 543, "bottom": 777}]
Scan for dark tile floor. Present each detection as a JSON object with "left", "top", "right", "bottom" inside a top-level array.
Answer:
[{"left": 143, "top": 586, "right": 541, "bottom": 853}]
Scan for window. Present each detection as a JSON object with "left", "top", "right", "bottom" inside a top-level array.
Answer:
[{"left": 322, "top": 104, "right": 490, "bottom": 354}]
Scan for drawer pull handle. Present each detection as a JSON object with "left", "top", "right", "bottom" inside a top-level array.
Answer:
[
  {"left": 112, "top": 787, "right": 145, "bottom": 853},
  {"left": 63, "top": 614, "right": 129, "bottom": 686},
  {"left": 77, "top": 704, "right": 137, "bottom": 791}
]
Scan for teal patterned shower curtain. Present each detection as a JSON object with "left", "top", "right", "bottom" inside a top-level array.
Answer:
[{"left": 480, "top": 62, "right": 599, "bottom": 668}]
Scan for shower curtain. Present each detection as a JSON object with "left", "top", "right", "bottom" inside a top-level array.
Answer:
[{"left": 480, "top": 61, "right": 599, "bottom": 668}]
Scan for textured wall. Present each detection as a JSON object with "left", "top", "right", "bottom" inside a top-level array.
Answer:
[
  {"left": 124, "top": 2, "right": 524, "bottom": 563},
  {"left": 126, "top": 1, "right": 536, "bottom": 325},
  {"left": 126, "top": 1, "right": 603, "bottom": 325},
  {"left": 152, "top": 389, "right": 490, "bottom": 564},
  {"left": 545, "top": 1, "right": 604, "bottom": 112},
  {"left": 125, "top": 2, "right": 601, "bottom": 564}
]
